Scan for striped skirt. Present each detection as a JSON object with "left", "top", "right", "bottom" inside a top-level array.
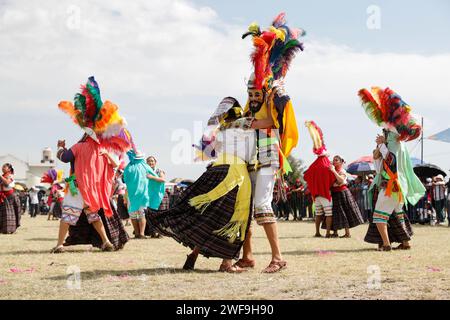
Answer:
[
  {"left": 0, "top": 193, "right": 21, "bottom": 234},
  {"left": 322, "top": 188, "right": 366, "bottom": 230},
  {"left": 146, "top": 164, "right": 251, "bottom": 260},
  {"left": 364, "top": 213, "right": 413, "bottom": 244},
  {"left": 64, "top": 201, "right": 129, "bottom": 250}
]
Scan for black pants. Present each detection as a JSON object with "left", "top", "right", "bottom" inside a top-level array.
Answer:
[
  {"left": 434, "top": 200, "right": 446, "bottom": 223},
  {"left": 29, "top": 204, "right": 39, "bottom": 217},
  {"left": 278, "top": 201, "right": 292, "bottom": 220}
]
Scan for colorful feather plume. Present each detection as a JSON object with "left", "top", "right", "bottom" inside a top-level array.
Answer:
[
  {"left": 41, "top": 169, "right": 64, "bottom": 184},
  {"left": 358, "top": 87, "right": 421, "bottom": 142},
  {"left": 58, "top": 76, "right": 133, "bottom": 153},
  {"left": 305, "top": 121, "right": 327, "bottom": 156},
  {"left": 244, "top": 12, "right": 305, "bottom": 89},
  {"left": 251, "top": 32, "right": 276, "bottom": 90}
]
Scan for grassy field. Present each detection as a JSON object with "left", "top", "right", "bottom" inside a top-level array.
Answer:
[{"left": 1, "top": 215, "right": 450, "bottom": 300}]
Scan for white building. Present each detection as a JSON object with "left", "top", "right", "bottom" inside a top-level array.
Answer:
[{"left": 0, "top": 148, "right": 56, "bottom": 188}]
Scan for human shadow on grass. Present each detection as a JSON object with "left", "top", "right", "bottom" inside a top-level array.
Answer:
[
  {"left": 0, "top": 248, "right": 99, "bottom": 256},
  {"left": 45, "top": 267, "right": 219, "bottom": 281},
  {"left": 252, "top": 248, "right": 376, "bottom": 257},
  {"left": 26, "top": 238, "right": 55, "bottom": 242},
  {"left": 251, "top": 236, "right": 310, "bottom": 240}
]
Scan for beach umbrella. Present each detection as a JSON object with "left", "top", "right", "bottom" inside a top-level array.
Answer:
[
  {"left": 346, "top": 161, "right": 375, "bottom": 175},
  {"left": 349, "top": 156, "right": 373, "bottom": 164},
  {"left": 413, "top": 163, "right": 447, "bottom": 178}
]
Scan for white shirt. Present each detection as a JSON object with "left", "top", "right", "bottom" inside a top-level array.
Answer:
[{"left": 29, "top": 190, "right": 39, "bottom": 204}]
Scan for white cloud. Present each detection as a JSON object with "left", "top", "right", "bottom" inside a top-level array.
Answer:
[{"left": 1, "top": 0, "right": 449, "bottom": 179}]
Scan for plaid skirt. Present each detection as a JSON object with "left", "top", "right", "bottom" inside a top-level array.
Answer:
[
  {"left": 0, "top": 193, "right": 21, "bottom": 234},
  {"left": 364, "top": 213, "right": 413, "bottom": 244},
  {"left": 64, "top": 201, "right": 129, "bottom": 250},
  {"left": 322, "top": 189, "right": 365, "bottom": 230},
  {"left": 146, "top": 164, "right": 251, "bottom": 260},
  {"left": 364, "top": 184, "right": 413, "bottom": 244},
  {"left": 52, "top": 201, "right": 62, "bottom": 218},
  {"left": 117, "top": 195, "right": 129, "bottom": 220},
  {"left": 159, "top": 193, "right": 170, "bottom": 211}
]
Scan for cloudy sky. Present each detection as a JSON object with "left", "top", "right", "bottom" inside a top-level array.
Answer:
[{"left": 1, "top": 0, "right": 449, "bottom": 180}]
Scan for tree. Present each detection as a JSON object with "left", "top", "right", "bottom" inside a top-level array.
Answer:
[{"left": 285, "top": 155, "right": 307, "bottom": 186}]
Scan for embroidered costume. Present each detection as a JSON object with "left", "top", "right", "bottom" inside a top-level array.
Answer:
[
  {"left": 0, "top": 172, "right": 21, "bottom": 234},
  {"left": 358, "top": 87, "right": 425, "bottom": 225},
  {"left": 240, "top": 12, "right": 304, "bottom": 225},
  {"left": 303, "top": 121, "right": 336, "bottom": 217},
  {"left": 147, "top": 97, "right": 253, "bottom": 259},
  {"left": 56, "top": 76, "right": 131, "bottom": 250}
]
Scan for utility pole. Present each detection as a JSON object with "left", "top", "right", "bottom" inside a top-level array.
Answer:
[{"left": 421, "top": 117, "right": 424, "bottom": 164}]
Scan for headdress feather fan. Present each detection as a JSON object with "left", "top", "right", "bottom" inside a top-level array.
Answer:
[
  {"left": 358, "top": 87, "right": 421, "bottom": 142},
  {"left": 58, "top": 76, "right": 133, "bottom": 153}
]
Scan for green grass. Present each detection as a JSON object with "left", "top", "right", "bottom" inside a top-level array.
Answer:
[{"left": 1, "top": 215, "right": 449, "bottom": 300}]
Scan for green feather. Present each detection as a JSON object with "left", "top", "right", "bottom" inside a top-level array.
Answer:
[{"left": 86, "top": 83, "right": 103, "bottom": 121}]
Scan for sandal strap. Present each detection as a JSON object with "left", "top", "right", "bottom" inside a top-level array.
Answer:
[{"left": 262, "top": 260, "right": 287, "bottom": 273}]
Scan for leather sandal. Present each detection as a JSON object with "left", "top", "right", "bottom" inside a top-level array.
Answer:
[
  {"left": 219, "top": 264, "right": 247, "bottom": 273},
  {"left": 262, "top": 260, "right": 287, "bottom": 273},
  {"left": 234, "top": 258, "right": 256, "bottom": 269}
]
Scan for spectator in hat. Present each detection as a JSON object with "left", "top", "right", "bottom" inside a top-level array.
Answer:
[{"left": 432, "top": 175, "right": 446, "bottom": 224}]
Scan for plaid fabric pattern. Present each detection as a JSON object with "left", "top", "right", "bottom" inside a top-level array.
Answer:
[
  {"left": 364, "top": 213, "right": 413, "bottom": 245},
  {"left": 64, "top": 201, "right": 129, "bottom": 250},
  {"left": 0, "top": 193, "right": 21, "bottom": 234},
  {"left": 52, "top": 201, "right": 63, "bottom": 218},
  {"left": 158, "top": 192, "right": 170, "bottom": 211},
  {"left": 146, "top": 164, "right": 251, "bottom": 260},
  {"left": 322, "top": 188, "right": 366, "bottom": 230}
]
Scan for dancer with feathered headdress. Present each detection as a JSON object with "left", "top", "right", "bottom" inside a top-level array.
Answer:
[
  {"left": 147, "top": 97, "right": 253, "bottom": 273},
  {"left": 50, "top": 76, "right": 131, "bottom": 253},
  {"left": 224, "top": 12, "right": 305, "bottom": 273},
  {"left": 303, "top": 121, "right": 337, "bottom": 237},
  {"left": 359, "top": 87, "right": 425, "bottom": 251},
  {"left": 40, "top": 169, "right": 64, "bottom": 221}
]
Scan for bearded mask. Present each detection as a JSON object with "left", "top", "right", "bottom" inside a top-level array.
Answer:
[{"left": 247, "top": 88, "right": 265, "bottom": 115}]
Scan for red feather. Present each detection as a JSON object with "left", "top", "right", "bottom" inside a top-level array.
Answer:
[
  {"left": 251, "top": 32, "right": 276, "bottom": 89},
  {"left": 81, "top": 85, "right": 96, "bottom": 126}
]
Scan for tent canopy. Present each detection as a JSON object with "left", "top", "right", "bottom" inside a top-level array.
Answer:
[{"left": 428, "top": 128, "right": 450, "bottom": 143}]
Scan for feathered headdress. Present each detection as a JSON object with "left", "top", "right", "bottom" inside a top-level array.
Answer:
[
  {"left": 358, "top": 87, "right": 422, "bottom": 142},
  {"left": 305, "top": 121, "right": 327, "bottom": 156},
  {"left": 41, "top": 169, "right": 64, "bottom": 184},
  {"left": 243, "top": 12, "right": 306, "bottom": 90},
  {"left": 58, "top": 76, "right": 134, "bottom": 153}
]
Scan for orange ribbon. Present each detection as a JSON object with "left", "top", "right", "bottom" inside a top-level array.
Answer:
[{"left": 383, "top": 161, "right": 403, "bottom": 203}]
